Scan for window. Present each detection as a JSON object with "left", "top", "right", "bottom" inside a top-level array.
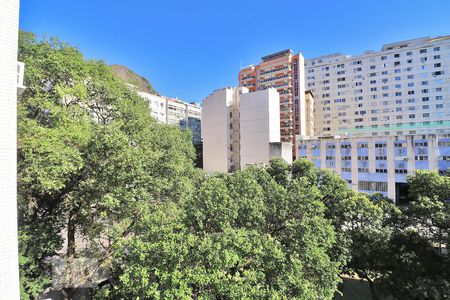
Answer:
[
  {"left": 381, "top": 55, "right": 387, "bottom": 60},
  {"left": 420, "top": 49, "right": 427, "bottom": 54},
  {"left": 358, "top": 181, "right": 388, "bottom": 192},
  {"left": 358, "top": 143, "right": 368, "bottom": 149},
  {"left": 415, "top": 155, "right": 428, "bottom": 161}
]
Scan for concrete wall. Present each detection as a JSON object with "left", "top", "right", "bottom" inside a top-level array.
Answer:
[
  {"left": 202, "top": 88, "right": 232, "bottom": 173},
  {"left": 0, "top": 0, "right": 21, "bottom": 297},
  {"left": 240, "top": 88, "right": 280, "bottom": 168},
  {"left": 269, "top": 142, "right": 293, "bottom": 164}
]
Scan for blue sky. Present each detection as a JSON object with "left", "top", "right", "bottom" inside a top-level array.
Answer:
[{"left": 20, "top": 0, "right": 450, "bottom": 102}]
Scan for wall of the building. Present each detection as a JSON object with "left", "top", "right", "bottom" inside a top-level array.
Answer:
[
  {"left": 202, "top": 88, "right": 233, "bottom": 173},
  {"left": 305, "top": 36, "right": 450, "bottom": 138},
  {"left": 304, "top": 91, "right": 314, "bottom": 137},
  {"left": 298, "top": 134, "right": 450, "bottom": 203},
  {"left": 240, "top": 88, "right": 280, "bottom": 169},
  {"left": 0, "top": 0, "right": 21, "bottom": 297}
]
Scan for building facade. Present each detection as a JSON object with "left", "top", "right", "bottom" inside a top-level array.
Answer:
[
  {"left": 202, "top": 87, "right": 292, "bottom": 173},
  {"left": 298, "top": 134, "right": 450, "bottom": 204},
  {"left": 0, "top": 0, "right": 21, "bottom": 297},
  {"left": 166, "top": 98, "right": 202, "bottom": 144},
  {"left": 239, "top": 50, "right": 307, "bottom": 154},
  {"left": 138, "top": 92, "right": 202, "bottom": 144},
  {"left": 298, "top": 35, "right": 450, "bottom": 203},
  {"left": 305, "top": 36, "right": 450, "bottom": 138}
]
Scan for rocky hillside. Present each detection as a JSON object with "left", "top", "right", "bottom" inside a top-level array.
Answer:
[{"left": 110, "top": 64, "right": 157, "bottom": 95}]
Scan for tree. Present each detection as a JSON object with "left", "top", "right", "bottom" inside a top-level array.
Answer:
[
  {"left": 105, "top": 167, "right": 341, "bottom": 299},
  {"left": 17, "top": 31, "right": 196, "bottom": 298}
]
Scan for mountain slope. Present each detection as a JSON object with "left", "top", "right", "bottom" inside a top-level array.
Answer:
[{"left": 110, "top": 64, "right": 157, "bottom": 95}]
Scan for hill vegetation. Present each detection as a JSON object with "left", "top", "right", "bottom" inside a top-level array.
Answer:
[{"left": 110, "top": 64, "right": 157, "bottom": 95}]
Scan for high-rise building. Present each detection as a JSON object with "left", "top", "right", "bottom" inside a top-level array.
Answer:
[
  {"left": 239, "top": 50, "right": 307, "bottom": 156},
  {"left": 0, "top": 0, "right": 21, "bottom": 297},
  {"left": 298, "top": 35, "right": 450, "bottom": 203},
  {"left": 202, "top": 87, "right": 292, "bottom": 173},
  {"left": 305, "top": 36, "right": 450, "bottom": 138}
]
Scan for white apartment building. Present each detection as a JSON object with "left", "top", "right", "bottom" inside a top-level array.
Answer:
[
  {"left": 167, "top": 98, "right": 202, "bottom": 144},
  {"left": 298, "top": 133, "right": 450, "bottom": 204},
  {"left": 305, "top": 36, "right": 450, "bottom": 138},
  {"left": 138, "top": 92, "right": 202, "bottom": 144},
  {"left": 202, "top": 87, "right": 292, "bottom": 173},
  {"left": 138, "top": 91, "right": 167, "bottom": 123},
  {"left": 0, "top": 0, "right": 21, "bottom": 297}
]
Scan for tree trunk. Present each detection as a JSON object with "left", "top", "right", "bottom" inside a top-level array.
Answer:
[
  {"left": 365, "top": 275, "right": 379, "bottom": 300},
  {"left": 63, "top": 207, "right": 77, "bottom": 299},
  {"left": 67, "top": 207, "right": 76, "bottom": 258}
]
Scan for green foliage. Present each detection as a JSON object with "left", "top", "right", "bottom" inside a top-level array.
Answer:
[
  {"left": 17, "top": 31, "right": 195, "bottom": 298},
  {"left": 109, "top": 167, "right": 340, "bottom": 299}
]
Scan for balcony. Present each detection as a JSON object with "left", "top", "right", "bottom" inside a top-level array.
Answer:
[{"left": 17, "top": 62, "right": 25, "bottom": 95}]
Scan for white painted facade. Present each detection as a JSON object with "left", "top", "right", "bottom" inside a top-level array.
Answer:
[
  {"left": 0, "top": 0, "right": 21, "bottom": 297},
  {"left": 240, "top": 89, "right": 282, "bottom": 168},
  {"left": 305, "top": 36, "right": 450, "bottom": 138},
  {"left": 202, "top": 88, "right": 244, "bottom": 173}
]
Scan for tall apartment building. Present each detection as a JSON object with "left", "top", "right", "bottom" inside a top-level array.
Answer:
[
  {"left": 138, "top": 91, "right": 202, "bottom": 144},
  {"left": 305, "top": 36, "right": 450, "bottom": 137},
  {"left": 202, "top": 87, "right": 292, "bottom": 173},
  {"left": 299, "top": 36, "right": 450, "bottom": 203},
  {"left": 0, "top": 0, "right": 21, "bottom": 297},
  {"left": 239, "top": 50, "right": 308, "bottom": 155}
]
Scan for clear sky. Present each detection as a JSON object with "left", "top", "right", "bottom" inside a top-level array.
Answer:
[{"left": 19, "top": 0, "right": 450, "bottom": 102}]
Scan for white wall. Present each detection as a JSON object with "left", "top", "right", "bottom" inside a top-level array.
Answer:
[
  {"left": 0, "top": 0, "right": 21, "bottom": 297},
  {"left": 202, "top": 88, "right": 232, "bottom": 173},
  {"left": 240, "top": 88, "right": 280, "bottom": 168}
]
